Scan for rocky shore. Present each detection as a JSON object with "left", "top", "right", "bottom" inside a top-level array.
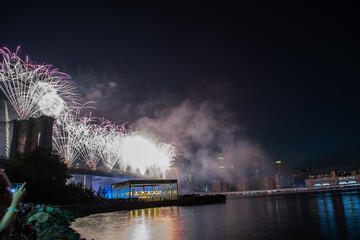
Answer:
[
  {"left": 17, "top": 204, "right": 83, "bottom": 240},
  {"left": 19, "top": 194, "right": 226, "bottom": 239}
]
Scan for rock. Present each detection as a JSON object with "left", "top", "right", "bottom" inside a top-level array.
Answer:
[
  {"left": 27, "top": 212, "right": 51, "bottom": 224},
  {"left": 22, "top": 205, "right": 84, "bottom": 240},
  {"left": 37, "top": 230, "right": 55, "bottom": 240},
  {"left": 67, "top": 231, "right": 81, "bottom": 240},
  {"left": 56, "top": 232, "right": 69, "bottom": 239},
  {"left": 46, "top": 206, "right": 55, "bottom": 213}
]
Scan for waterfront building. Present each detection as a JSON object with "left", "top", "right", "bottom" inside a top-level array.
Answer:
[
  {"left": 111, "top": 179, "right": 178, "bottom": 200},
  {"left": 350, "top": 169, "right": 359, "bottom": 176},
  {"left": 305, "top": 172, "right": 360, "bottom": 187}
]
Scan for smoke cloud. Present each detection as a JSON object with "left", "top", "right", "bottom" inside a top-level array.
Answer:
[
  {"left": 131, "top": 99, "right": 265, "bottom": 182},
  {"left": 67, "top": 66, "right": 268, "bottom": 183}
]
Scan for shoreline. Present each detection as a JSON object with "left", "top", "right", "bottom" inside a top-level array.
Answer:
[
  {"left": 63, "top": 194, "right": 227, "bottom": 217},
  {"left": 24, "top": 194, "right": 226, "bottom": 239},
  {"left": 27, "top": 188, "right": 360, "bottom": 239},
  {"left": 21, "top": 187, "right": 360, "bottom": 239},
  {"left": 217, "top": 185, "right": 360, "bottom": 199}
]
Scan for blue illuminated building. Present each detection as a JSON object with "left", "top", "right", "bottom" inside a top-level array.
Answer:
[{"left": 111, "top": 179, "right": 178, "bottom": 200}]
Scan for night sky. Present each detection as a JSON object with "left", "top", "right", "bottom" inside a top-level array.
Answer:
[{"left": 1, "top": 1, "right": 359, "bottom": 170}]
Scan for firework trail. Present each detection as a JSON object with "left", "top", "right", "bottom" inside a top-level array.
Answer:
[
  {"left": 71, "top": 114, "right": 99, "bottom": 169},
  {"left": 91, "top": 119, "right": 127, "bottom": 170},
  {"left": 52, "top": 104, "right": 94, "bottom": 166},
  {"left": 0, "top": 47, "right": 79, "bottom": 119},
  {"left": 1, "top": 46, "right": 176, "bottom": 177}
]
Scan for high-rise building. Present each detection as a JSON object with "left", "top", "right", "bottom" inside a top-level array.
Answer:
[
  {"left": 260, "top": 176, "right": 276, "bottom": 190},
  {"left": 236, "top": 178, "right": 250, "bottom": 191},
  {"left": 211, "top": 180, "right": 221, "bottom": 192}
]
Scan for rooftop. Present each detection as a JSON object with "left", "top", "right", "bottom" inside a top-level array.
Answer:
[{"left": 112, "top": 179, "right": 177, "bottom": 187}]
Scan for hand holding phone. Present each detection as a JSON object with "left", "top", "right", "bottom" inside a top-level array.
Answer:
[{"left": 12, "top": 182, "right": 27, "bottom": 206}]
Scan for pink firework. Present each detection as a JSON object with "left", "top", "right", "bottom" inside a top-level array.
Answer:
[{"left": 0, "top": 47, "right": 79, "bottom": 119}]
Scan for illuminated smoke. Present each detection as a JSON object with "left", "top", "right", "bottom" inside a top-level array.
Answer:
[{"left": 132, "top": 100, "right": 264, "bottom": 182}]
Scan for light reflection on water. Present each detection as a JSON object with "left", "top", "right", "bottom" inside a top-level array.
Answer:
[
  {"left": 71, "top": 190, "right": 360, "bottom": 240},
  {"left": 72, "top": 207, "right": 185, "bottom": 240}
]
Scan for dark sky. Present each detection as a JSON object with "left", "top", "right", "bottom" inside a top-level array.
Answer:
[{"left": 1, "top": 1, "right": 359, "bottom": 168}]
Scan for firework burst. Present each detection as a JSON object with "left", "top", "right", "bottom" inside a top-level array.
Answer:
[
  {"left": 1, "top": 46, "right": 176, "bottom": 177},
  {"left": 122, "top": 132, "right": 175, "bottom": 176},
  {"left": 91, "top": 119, "right": 127, "bottom": 170},
  {"left": 0, "top": 47, "right": 79, "bottom": 119},
  {"left": 52, "top": 104, "right": 94, "bottom": 166}
]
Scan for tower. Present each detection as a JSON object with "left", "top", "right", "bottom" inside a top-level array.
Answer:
[
  {"left": 10, "top": 116, "right": 55, "bottom": 157},
  {"left": 4, "top": 101, "right": 10, "bottom": 158}
]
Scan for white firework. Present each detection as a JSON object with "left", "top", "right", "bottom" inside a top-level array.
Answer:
[
  {"left": 73, "top": 115, "right": 99, "bottom": 169},
  {"left": 1, "top": 46, "right": 176, "bottom": 176},
  {"left": 54, "top": 112, "right": 176, "bottom": 174},
  {"left": 91, "top": 119, "right": 127, "bottom": 170},
  {"left": 52, "top": 105, "right": 93, "bottom": 166},
  {"left": 30, "top": 81, "right": 66, "bottom": 117},
  {"left": 122, "top": 132, "right": 175, "bottom": 176},
  {"left": 0, "top": 47, "right": 78, "bottom": 119}
]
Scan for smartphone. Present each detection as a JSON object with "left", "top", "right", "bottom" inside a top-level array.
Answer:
[{"left": 8, "top": 183, "right": 23, "bottom": 193}]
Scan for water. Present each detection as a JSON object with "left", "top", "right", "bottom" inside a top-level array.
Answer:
[{"left": 71, "top": 190, "right": 360, "bottom": 240}]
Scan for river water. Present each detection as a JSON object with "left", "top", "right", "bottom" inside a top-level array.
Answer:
[{"left": 71, "top": 190, "right": 360, "bottom": 240}]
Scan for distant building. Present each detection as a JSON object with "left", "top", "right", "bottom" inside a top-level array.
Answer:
[
  {"left": 305, "top": 172, "right": 360, "bottom": 187},
  {"left": 211, "top": 180, "right": 221, "bottom": 192},
  {"left": 216, "top": 153, "right": 228, "bottom": 180},
  {"left": 273, "top": 160, "right": 282, "bottom": 174},
  {"left": 221, "top": 181, "right": 231, "bottom": 192},
  {"left": 274, "top": 173, "right": 282, "bottom": 189},
  {"left": 236, "top": 178, "right": 250, "bottom": 191},
  {"left": 350, "top": 169, "right": 358, "bottom": 176},
  {"left": 260, "top": 176, "right": 276, "bottom": 190}
]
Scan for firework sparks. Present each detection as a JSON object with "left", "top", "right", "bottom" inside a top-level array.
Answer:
[
  {"left": 0, "top": 47, "right": 79, "bottom": 119},
  {"left": 122, "top": 132, "right": 175, "bottom": 176},
  {"left": 91, "top": 119, "right": 127, "bottom": 170},
  {"left": 71, "top": 114, "right": 98, "bottom": 169},
  {"left": 30, "top": 81, "right": 66, "bottom": 117},
  {"left": 52, "top": 105, "right": 94, "bottom": 166},
  {"left": 1, "top": 46, "right": 176, "bottom": 177}
]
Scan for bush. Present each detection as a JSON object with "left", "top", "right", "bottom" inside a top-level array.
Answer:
[
  {"left": 96, "top": 186, "right": 108, "bottom": 199},
  {"left": 62, "top": 182, "right": 98, "bottom": 204},
  {"left": 6, "top": 148, "right": 69, "bottom": 204},
  {"left": 6, "top": 148, "right": 103, "bottom": 205}
]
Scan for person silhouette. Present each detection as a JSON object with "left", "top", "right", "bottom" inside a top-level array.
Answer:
[{"left": 0, "top": 169, "right": 27, "bottom": 238}]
